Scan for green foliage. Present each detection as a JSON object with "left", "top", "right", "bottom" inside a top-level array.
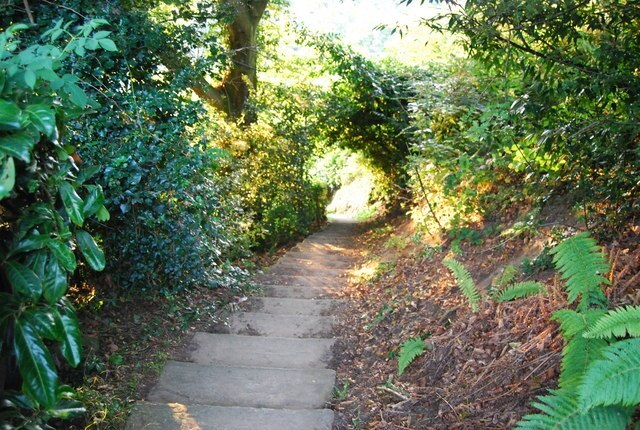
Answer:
[
  {"left": 550, "top": 232, "right": 610, "bottom": 311},
  {"left": 496, "top": 281, "right": 546, "bottom": 303},
  {"left": 515, "top": 390, "right": 631, "bottom": 430},
  {"left": 442, "top": 258, "right": 481, "bottom": 312},
  {"left": 584, "top": 306, "right": 640, "bottom": 339},
  {"left": 579, "top": 338, "right": 640, "bottom": 410},
  {"left": 397, "top": 337, "right": 427, "bottom": 376},
  {"left": 0, "top": 21, "right": 112, "bottom": 425}
]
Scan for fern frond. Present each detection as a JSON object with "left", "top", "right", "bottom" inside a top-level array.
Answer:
[
  {"left": 550, "top": 232, "right": 610, "bottom": 310},
  {"left": 515, "top": 390, "right": 631, "bottom": 430},
  {"left": 579, "top": 338, "right": 640, "bottom": 410},
  {"left": 492, "top": 264, "right": 518, "bottom": 288},
  {"left": 397, "top": 337, "right": 427, "bottom": 376},
  {"left": 551, "top": 309, "right": 607, "bottom": 390},
  {"left": 442, "top": 258, "right": 481, "bottom": 312},
  {"left": 496, "top": 281, "right": 546, "bottom": 302},
  {"left": 583, "top": 305, "right": 640, "bottom": 339}
]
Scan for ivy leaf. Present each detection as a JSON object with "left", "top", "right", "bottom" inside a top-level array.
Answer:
[
  {"left": 59, "top": 182, "right": 84, "bottom": 226},
  {"left": 14, "top": 318, "right": 59, "bottom": 408},
  {"left": 5, "top": 261, "right": 42, "bottom": 301},
  {"left": 0, "top": 99, "right": 22, "bottom": 131},
  {"left": 46, "top": 240, "right": 77, "bottom": 272},
  {"left": 25, "top": 104, "right": 56, "bottom": 139},
  {"left": 0, "top": 155, "right": 15, "bottom": 199},
  {"left": 42, "top": 258, "right": 68, "bottom": 304},
  {"left": 56, "top": 311, "right": 82, "bottom": 367},
  {"left": 76, "top": 230, "right": 105, "bottom": 271},
  {"left": 0, "top": 131, "right": 38, "bottom": 162},
  {"left": 98, "top": 39, "right": 118, "bottom": 52}
]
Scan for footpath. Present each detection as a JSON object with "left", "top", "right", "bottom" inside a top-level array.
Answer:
[{"left": 125, "top": 217, "right": 358, "bottom": 429}]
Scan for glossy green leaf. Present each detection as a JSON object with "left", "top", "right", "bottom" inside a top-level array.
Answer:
[
  {"left": 76, "top": 230, "right": 105, "bottom": 271},
  {"left": 14, "top": 318, "right": 59, "bottom": 408},
  {"left": 0, "top": 155, "right": 15, "bottom": 199},
  {"left": 0, "top": 131, "right": 38, "bottom": 162},
  {"left": 49, "top": 399, "right": 86, "bottom": 419},
  {"left": 0, "top": 99, "right": 22, "bottom": 131},
  {"left": 4, "top": 261, "right": 42, "bottom": 301},
  {"left": 23, "top": 308, "right": 62, "bottom": 341},
  {"left": 76, "top": 165, "right": 100, "bottom": 185},
  {"left": 24, "top": 104, "right": 56, "bottom": 139},
  {"left": 82, "top": 186, "right": 104, "bottom": 217},
  {"left": 11, "top": 234, "right": 50, "bottom": 255},
  {"left": 42, "top": 258, "right": 67, "bottom": 304},
  {"left": 59, "top": 182, "right": 84, "bottom": 226},
  {"left": 24, "top": 250, "right": 48, "bottom": 279},
  {"left": 57, "top": 311, "right": 82, "bottom": 367},
  {"left": 46, "top": 240, "right": 76, "bottom": 272}
]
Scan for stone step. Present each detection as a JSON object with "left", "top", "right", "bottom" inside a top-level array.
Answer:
[
  {"left": 246, "top": 297, "right": 343, "bottom": 316},
  {"left": 284, "top": 251, "right": 357, "bottom": 263},
  {"left": 262, "top": 285, "right": 338, "bottom": 299},
  {"left": 277, "top": 255, "right": 354, "bottom": 269},
  {"left": 254, "top": 274, "right": 344, "bottom": 288},
  {"left": 147, "top": 362, "right": 336, "bottom": 409},
  {"left": 126, "top": 403, "right": 334, "bottom": 430},
  {"left": 264, "top": 264, "right": 346, "bottom": 277},
  {"left": 217, "top": 312, "right": 335, "bottom": 338},
  {"left": 293, "top": 243, "right": 349, "bottom": 254},
  {"left": 188, "top": 333, "right": 334, "bottom": 368}
]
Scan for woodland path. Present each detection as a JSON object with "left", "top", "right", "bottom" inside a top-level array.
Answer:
[{"left": 125, "top": 217, "right": 359, "bottom": 430}]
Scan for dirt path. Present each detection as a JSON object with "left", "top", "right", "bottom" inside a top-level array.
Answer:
[{"left": 125, "top": 217, "right": 359, "bottom": 430}]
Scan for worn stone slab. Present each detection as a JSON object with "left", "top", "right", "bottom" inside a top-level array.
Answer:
[
  {"left": 218, "top": 312, "right": 336, "bottom": 338},
  {"left": 293, "top": 243, "right": 349, "bottom": 254},
  {"left": 279, "top": 253, "right": 356, "bottom": 266},
  {"left": 246, "top": 297, "right": 343, "bottom": 316},
  {"left": 126, "top": 403, "right": 334, "bottom": 430},
  {"left": 261, "top": 285, "right": 338, "bottom": 299},
  {"left": 148, "top": 362, "right": 335, "bottom": 409},
  {"left": 277, "top": 256, "right": 354, "bottom": 269},
  {"left": 254, "top": 274, "right": 344, "bottom": 288},
  {"left": 265, "top": 264, "right": 346, "bottom": 277},
  {"left": 188, "top": 333, "right": 335, "bottom": 368}
]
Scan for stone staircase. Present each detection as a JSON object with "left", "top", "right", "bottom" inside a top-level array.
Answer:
[{"left": 125, "top": 219, "right": 357, "bottom": 430}]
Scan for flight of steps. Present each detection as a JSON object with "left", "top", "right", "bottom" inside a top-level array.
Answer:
[{"left": 125, "top": 219, "right": 357, "bottom": 430}]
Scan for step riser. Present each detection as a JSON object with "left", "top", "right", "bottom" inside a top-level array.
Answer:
[
  {"left": 189, "top": 333, "right": 335, "bottom": 369},
  {"left": 262, "top": 285, "right": 337, "bottom": 299},
  {"left": 220, "top": 313, "right": 336, "bottom": 338},
  {"left": 148, "top": 362, "right": 336, "bottom": 409},
  {"left": 126, "top": 403, "right": 334, "bottom": 430},
  {"left": 254, "top": 275, "right": 343, "bottom": 288},
  {"left": 246, "top": 297, "right": 344, "bottom": 316}
]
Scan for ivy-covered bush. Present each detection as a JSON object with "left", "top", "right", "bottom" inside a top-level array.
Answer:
[{"left": 0, "top": 21, "right": 112, "bottom": 426}]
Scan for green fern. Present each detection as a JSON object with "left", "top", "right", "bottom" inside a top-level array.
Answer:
[
  {"left": 496, "top": 281, "right": 546, "bottom": 302},
  {"left": 397, "top": 337, "right": 427, "bottom": 376},
  {"left": 552, "top": 309, "right": 607, "bottom": 390},
  {"left": 442, "top": 258, "right": 481, "bottom": 312},
  {"left": 515, "top": 389, "right": 632, "bottom": 430},
  {"left": 583, "top": 305, "right": 640, "bottom": 339},
  {"left": 579, "top": 338, "right": 640, "bottom": 410},
  {"left": 492, "top": 264, "right": 518, "bottom": 289},
  {"left": 550, "top": 232, "right": 610, "bottom": 311}
]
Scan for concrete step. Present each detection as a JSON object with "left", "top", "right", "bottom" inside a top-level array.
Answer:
[
  {"left": 262, "top": 285, "right": 338, "bottom": 299},
  {"left": 254, "top": 274, "right": 344, "bottom": 288},
  {"left": 265, "top": 264, "right": 346, "bottom": 277},
  {"left": 126, "top": 402, "right": 334, "bottom": 430},
  {"left": 188, "top": 333, "right": 335, "bottom": 368},
  {"left": 277, "top": 256, "right": 353, "bottom": 269},
  {"left": 246, "top": 297, "right": 343, "bottom": 316},
  {"left": 147, "top": 362, "right": 336, "bottom": 409},
  {"left": 217, "top": 312, "right": 336, "bottom": 338}
]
